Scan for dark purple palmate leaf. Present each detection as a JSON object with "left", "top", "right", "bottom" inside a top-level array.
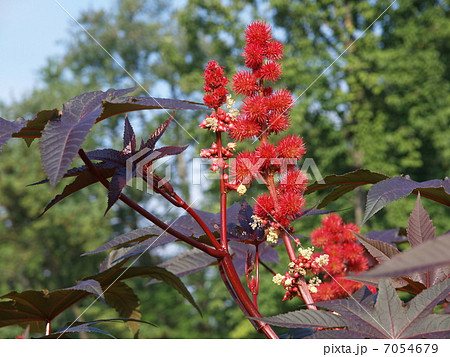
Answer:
[
  {"left": 0, "top": 116, "right": 27, "bottom": 150},
  {"left": 356, "top": 233, "right": 450, "bottom": 282},
  {"left": 305, "top": 169, "right": 389, "bottom": 209},
  {"left": 51, "top": 318, "right": 156, "bottom": 339},
  {"left": 228, "top": 241, "right": 279, "bottom": 276},
  {"left": 122, "top": 115, "right": 136, "bottom": 154},
  {"left": 37, "top": 165, "right": 117, "bottom": 216},
  {"left": 146, "top": 249, "right": 217, "bottom": 285},
  {"left": 362, "top": 176, "right": 450, "bottom": 224},
  {"left": 256, "top": 279, "right": 450, "bottom": 339},
  {"left": 64, "top": 279, "right": 104, "bottom": 301},
  {"left": 11, "top": 109, "right": 60, "bottom": 146},
  {"left": 141, "top": 115, "right": 173, "bottom": 151},
  {"left": 40, "top": 88, "right": 135, "bottom": 187},
  {"left": 365, "top": 228, "right": 407, "bottom": 246},
  {"left": 98, "top": 96, "right": 207, "bottom": 124},
  {"left": 354, "top": 197, "right": 449, "bottom": 290}
]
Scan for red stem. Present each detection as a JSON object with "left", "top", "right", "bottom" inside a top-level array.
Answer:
[
  {"left": 221, "top": 255, "right": 278, "bottom": 338},
  {"left": 78, "top": 149, "right": 225, "bottom": 259},
  {"left": 172, "top": 193, "right": 223, "bottom": 251},
  {"left": 216, "top": 131, "right": 228, "bottom": 250},
  {"left": 253, "top": 244, "right": 260, "bottom": 308}
]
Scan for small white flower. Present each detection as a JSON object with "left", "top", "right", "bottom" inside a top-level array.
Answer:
[
  {"left": 204, "top": 116, "right": 218, "bottom": 131},
  {"left": 272, "top": 273, "right": 284, "bottom": 285},
  {"left": 226, "top": 95, "right": 239, "bottom": 120},
  {"left": 315, "top": 254, "right": 329, "bottom": 267},
  {"left": 308, "top": 286, "right": 318, "bottom": 293},
  {"left": 298, "top": 246, "right": 314, "bottom": 260},
  {"left": 236, "top": 184, "right": 247, "bottom": 196},
  {"left": 266, "top": 227, "right": 279, "bottom": 244},
  {"left": 284, "top": 278, "right": 293, "bottom": 287},
  {"left": 249, "top": 215, "right": 263, "bottom": 230}
]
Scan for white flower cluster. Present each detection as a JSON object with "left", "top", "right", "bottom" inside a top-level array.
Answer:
[
  {"left": 298, "top": 246, "right": 314, "bottom": 260},
  {"left": 236, "top": 184, "right": 247, "bottom": 196},
  {"left": 272, "top": 273, "right": 284, "bottom": 285},
  {"left": 314, "top": 254, "right": 329, "bottom": 267},
  {"left": 308, "top": 276, "right": 322, "bottom": 293},
  {"left": 288, "top": 261, "right": 306, "bottom": 276},
  {"left": 249, "top": 215, "right": 263, "bottom": 230},
  {"left": 265, "top": 226, "right": 279, "bottom": 244},
  {"left": 204, "top": 116, "right": 219, "bottom": 131},
  {"left": 226, "top": 94, "right": 239, "bottom": 120}
]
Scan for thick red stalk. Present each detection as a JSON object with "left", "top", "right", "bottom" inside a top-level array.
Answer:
[
  {"left": 216, "top": 131, "right": 228, "bottom": 250},
  {"left": 221, "top": 255, "right": 279, "bottom": 338},
  {"left": 172, "top": 193, "right": 223, "bottom": 251},
  {"left": 281, "top": 231, "right": 317, "bottom": 309},
  {"left": 253, "top": 244, "right": 260, "bottom": 308}
]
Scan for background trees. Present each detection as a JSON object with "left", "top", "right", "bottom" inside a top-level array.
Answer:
[{"left": 0, "top": 0, "right": 448, "bottom": 338}]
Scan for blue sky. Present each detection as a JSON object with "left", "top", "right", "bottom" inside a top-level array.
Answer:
[{"left": 0, "top": 0, "right": 113, "bottom": 106}]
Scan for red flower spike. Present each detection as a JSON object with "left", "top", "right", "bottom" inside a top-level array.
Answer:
[
  {"left": 322, "top": 214, "right": 343, "bottom": 233},
  {"left": 229, "top": 117, "right": 261, "bottom": 141},
  {"left": 232, "top": 70, "right": 259, "bottom": 96},
  {"left": 276, "top": 135, "right": 306, "bottom": 159},
  {"left": 255, "top": 143, "right": 278, "bottom": 170},
  {"left": 263, "top": 87, "right": 274, "bottom": 96},
  {"left": 324, "top": 255, "right": 346, "bottom": 275},
  {"left": 340, "top": 242, "right": 364, "bottom": 262},
  {"left": 346, "top": 254, "right": 370, "bottom": 273},
  {"left": 254, "top": 193, "right": 275, "bottom": 220},
  {"left": 245, "top": 20, "right": 272, "bottom": 46},
  {"left": 312, "top": 282, "right": 336, "bottom": 302},
  {"left": 202, "top": 60, "right": 229, "bottom": 109},
  {"left": 311, "top": 227, "right": 332, "bottom": 247}
]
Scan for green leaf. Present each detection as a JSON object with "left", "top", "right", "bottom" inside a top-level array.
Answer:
[
  {"left": 103, "top": 281, "right": 141, "bottom": 337},
  {"left": 304, "top": 169, "right": 388, "bottom": 208}
]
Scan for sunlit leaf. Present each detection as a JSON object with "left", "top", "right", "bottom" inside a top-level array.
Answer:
[
  {"left": 257, "top": 280, "right": 450, "bottom": 338},
  {"left": 0, "top": 116, "right": 27, "bottom": 150},
  {"left": 362, "top": 177, "right": 450, "bottom": 224},
  {"left": 305, "top": 169, "right": 388, "bottom": 208}
]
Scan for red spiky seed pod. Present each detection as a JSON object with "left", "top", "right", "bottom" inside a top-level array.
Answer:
[
  {"left": 276, "top": 135, "right": 306, "bottom": 159},
  {"left": 232, "top": 70, "right": 259, "bottom": 96},
  {"left": 254, "top": 193, "right": 275, "bottom": 220}
]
